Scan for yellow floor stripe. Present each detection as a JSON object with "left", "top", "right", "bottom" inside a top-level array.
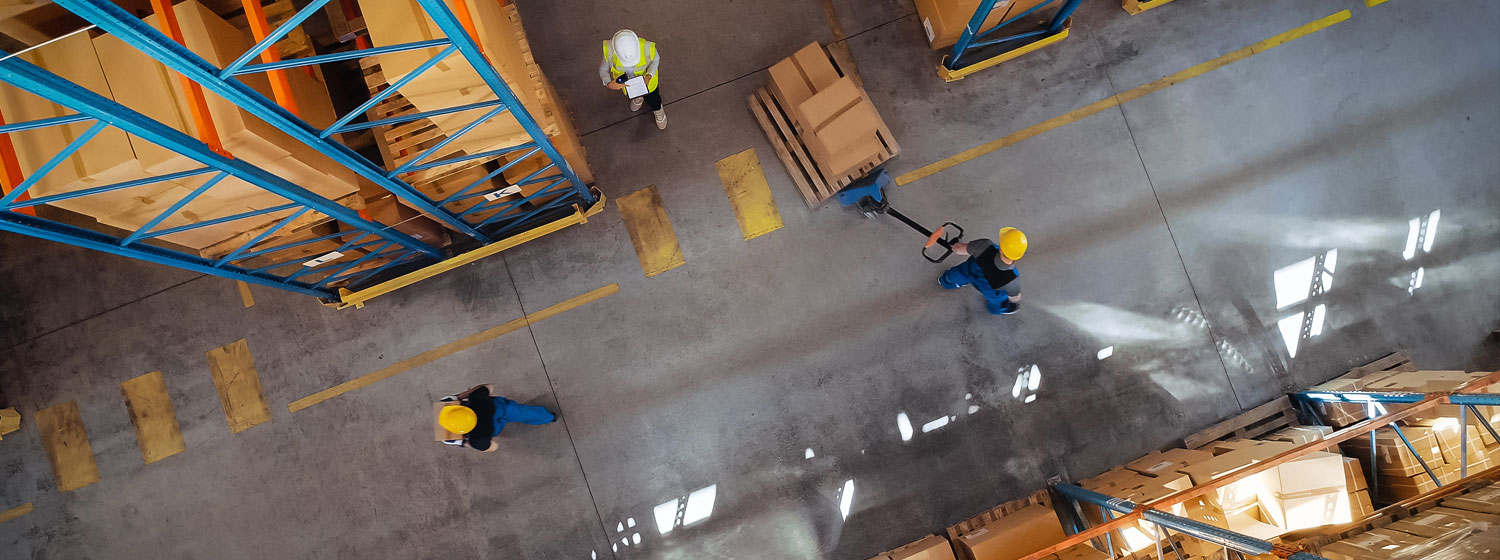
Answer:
[
  {"left": 716, "top": 149, "right": 785, "bottom": 240},
  {"left": 35, "top": 401, "right": 100, "bottom": 492},
  {"left": 1364, "top": 0, "right": 1388, "bottom": 6},
  {"left": 236, "top": 281, "right": 255, "bottom": 308},
  {"left": 0, "top": 503, "right": 33, "bottom": 524},
  {"left": 120, "top": 371, "right": 186, "bottom": 464},
  {"left": 289, "top": 283, "right": 620, "bottom": 412},
  {"left": 895, "top": 10, "right": 1353, "bottom": 186},
  {"left": 617, "top": 186, "right": 686, "bottom": 277},
  {"left": 205, "top": 339, "right": 272, "bottom": 433}
]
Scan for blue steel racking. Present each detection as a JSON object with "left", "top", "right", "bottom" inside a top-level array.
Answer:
[
  {"left": 1038, "top": 371, "right": 1500, "bottom": 560},
  {"left": 942, "top": 0, "right": 1083, "bottom": 80},
  {"left": 0, "top": 0, "right": 596, "bottom": 302}
]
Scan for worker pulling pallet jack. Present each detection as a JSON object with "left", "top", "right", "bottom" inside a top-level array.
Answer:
[{"left": 837, "top": 169, "right": 1026, "bottom": 315}]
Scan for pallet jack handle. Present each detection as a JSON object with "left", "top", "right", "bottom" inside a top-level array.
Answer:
[{"left": 886, "top": 207, "right": 964, "bottom": 263}]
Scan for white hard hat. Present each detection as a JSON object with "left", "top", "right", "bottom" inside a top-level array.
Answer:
[{"left": 612, "top": 29, "right": 641, "bottom": 66}]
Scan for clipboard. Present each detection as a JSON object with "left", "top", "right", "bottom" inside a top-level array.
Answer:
[{"left": 624, "top": 76, "right": 649, "bottom": 98}]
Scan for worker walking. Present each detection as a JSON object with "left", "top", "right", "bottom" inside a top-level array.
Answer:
[
  {"left": 939, "top": 227, "right": 1026, "bottom": 315},
  {"left": 438, "top": 384, "right": 556, "bottom": 452},
  {"left": 600, "top": 29, "right": 666, "bottom": 130}
]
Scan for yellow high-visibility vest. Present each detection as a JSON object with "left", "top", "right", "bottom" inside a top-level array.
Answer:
[{"left": 603, "top": 38, "right": 658, "bottom": 94}]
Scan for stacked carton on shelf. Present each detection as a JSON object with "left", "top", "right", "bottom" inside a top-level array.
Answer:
[
  {"left": 952, "top": 503, "right": 1065, "bottom": 560},
  {"left": 868, "top": 534, "right": 957, "bottom": 560},
  {"left": 912, "top": 0, "right": 1052, "bottom": 50}
]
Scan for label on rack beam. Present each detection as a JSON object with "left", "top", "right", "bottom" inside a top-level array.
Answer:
[
  {"left": 483, "top": 186, "right": 523, "bottom": 202},
  {"left": 302, "top": 251, "right": 344, "bottom": 267}
]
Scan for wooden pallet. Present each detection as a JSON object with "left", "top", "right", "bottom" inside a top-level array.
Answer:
[
  {"left": 945, "top": 489, "right": 1052, "bottom": 560},
  {"left": 1339, "top": 351, "right": 1416, "bottom": 381},
  {"left": 748, "top": 87, "right": 898, "bottom": 208},
  {"left": 1182, "top": 396, "right": 1301, "bottom": 450}
]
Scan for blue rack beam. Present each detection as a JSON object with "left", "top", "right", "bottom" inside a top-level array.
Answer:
[
  {"left": 1054, "top": 483, "right": 1327, "bottom": 560},
  {"left": 946, "top": 0, "right": 1083, "bottom": 71},
  {"left": 53, "top": 0, "right": 592, "bottom": 244}
]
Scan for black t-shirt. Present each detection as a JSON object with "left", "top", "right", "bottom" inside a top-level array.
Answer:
[{"left": 463, "top": 386, "right": 496, "bottom": 451}]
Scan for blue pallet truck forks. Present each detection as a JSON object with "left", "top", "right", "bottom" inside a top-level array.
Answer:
[{"left": 836, "top": 168, "right": 966, "bottom": 263}]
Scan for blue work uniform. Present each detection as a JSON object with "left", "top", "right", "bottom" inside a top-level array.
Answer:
[
  {"left": 441, "top": 386, "right": 555, "bottom": 451},
  {"left": 939, "top": 239, "right": 1020, "bottom": 315}
]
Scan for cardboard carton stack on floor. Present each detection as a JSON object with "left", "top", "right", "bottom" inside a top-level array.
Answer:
[
  {"left": 767, "top": 43, "right": 896, "bottom": 192},
  {"left": 357, "top": 0, "right": 592, "bottom": 187},
  {"left": 911, "top": 0, "right": 1052, "bottom": 50}
]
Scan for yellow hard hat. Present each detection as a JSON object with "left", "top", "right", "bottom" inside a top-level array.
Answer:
[
  {"left": 998, "top": 227, "right": 1028, "bottom": 261},
  {"left": 439, "top": 405, "right": 477, "bottom": 434}
]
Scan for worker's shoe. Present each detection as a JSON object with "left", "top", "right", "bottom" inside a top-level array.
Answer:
[
  {"left": 989, "top": 301, "right": 1020, "bottom": 315},
  {"left": 654, "top": 109, "right": 667, "bottom": 130},
  {"left": 630, "top": 98, "right": 644, "bottom": 112}
]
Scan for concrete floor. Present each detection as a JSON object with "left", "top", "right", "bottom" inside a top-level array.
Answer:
[{"left": 3, "top": 0, "right": 1499, "bottom": 558}]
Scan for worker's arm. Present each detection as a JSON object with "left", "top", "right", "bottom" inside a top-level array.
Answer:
[
  {"left": 600, "top": 56, "right": 622, "bottom": 89},
  {"left": 952, "top": 241, "right": 973, "bottom": 256},
  {"left": 644, "top": 48, "right": 659, "bottom": 83},
  {"left": 454, "top": 384, "right": 491, "bottom": 400}
]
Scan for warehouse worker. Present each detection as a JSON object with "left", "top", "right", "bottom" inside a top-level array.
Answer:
[
  {"left": 939, "top": 227, "right": 1027, "bottom": 315},
  {"left": 600, "top": 29, "right": 666, "bottom": 130},
  {"left": 438, "top": 384, "right": 556, "bottom": 452}
]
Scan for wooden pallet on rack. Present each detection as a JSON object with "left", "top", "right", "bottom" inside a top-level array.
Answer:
[
  {"left": 1182, "top": 396, "right": 1301, "bottom": 450},
  {"left": 1339, "top": 351, "right": 1416, "bottom": 381}
]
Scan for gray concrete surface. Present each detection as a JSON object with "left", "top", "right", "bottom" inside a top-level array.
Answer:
[{"left": 3, "top": 0, "right": 1499, "bottom": 558}]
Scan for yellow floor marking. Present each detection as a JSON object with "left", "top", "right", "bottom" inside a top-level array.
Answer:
[
  {"left": 617, "top": 186, "right": 686, "bottom": 277},
  {"left": 1364, "top": 0, "right": 1388, "bottom": 6},
  {"left": 205, "top": 339, "right": 272, "bottom": 433},
  {"left": 290, "top": 283, "right": 620, "bottom": 412},
  {"left": 0, "top": 503, "right": 33, "bottom": 524},
  {"left": 897, "top": 10, "right": 1353, "bottom": 186},
  {"left": 716, "top": 149, "right": 785, "bottom": 240},
  {"left": 120, "top": 371, "right": 186, "bottom": 464},
  {"left": 35, "top": 401, "right": 100, "bottom": 492},
  {"left": 236, "top": 281, "right": 255, "bottom": 308}
]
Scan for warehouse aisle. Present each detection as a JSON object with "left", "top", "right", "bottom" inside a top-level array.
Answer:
[{"left": 2, "top": 0, "right": 1498, "bottom": 559}]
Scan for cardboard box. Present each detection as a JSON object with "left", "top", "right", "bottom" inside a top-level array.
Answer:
[
  {"left": 1441, "top": 483, "right": 1500, "bottom": 514},
  {"left": 1263, "top": 425, "right": 1334, "bottom": 447},
  {"left": 798, "top": 77, "right": 882, "bottom": 166},
  {"left": 1278, "top": 488, "right": 1351, "bottom": 530},
  {"left": 883, "top": 535, "right": 957, "bottom": 560},
  {"left": 1364, "top": 370, "right": 1474, "bottom": 393},
  {"left": 1379, "top": 473, "right": 1441, "bottom": 502},
  {"left": 1320, "top": 528, "right": 1429, "bottom": 560},
  {"left": 1428, "top": 506, "right": 1500, "bottom": 524},
  {"left": 1385, "top": 509, "right": 1489, "bottom": 538},
  {"left": 1126, "top": 448, "right": 1215, "bottom": 478},
  {"left": 1222, "top": 502, "right": 1286, "bottom": 540},
  {"left": 1341, "top": 457, "right": 1369, "bottom": 491},
  {"left": 1272, "top": 451, "right": 1346, "bottom": 495},
  {"left": 1050, "top": 544, "right": 1108, "bottom": 560},
  {"left": 912, "top": 0, "right": 1012, "bottom": 50},
  {"left": 767, "top": 42, "right": 841, "bottom": 124},
  {"left": 364, "top": 195, "right": 451, "bottom": 248},
  {"left": 1342, "top": 428, "right": 1445, "bottom": 477},
  {"left": 955, "top": 504, "right": 1064, "bottom": 560},
  {"left": 1347, "top": 489, "right": 1374, "bottom": 519}
]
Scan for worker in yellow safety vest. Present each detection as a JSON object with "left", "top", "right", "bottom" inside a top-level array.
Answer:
[{"left": 599, "top": 29, "right": 665, "bottom": 130}]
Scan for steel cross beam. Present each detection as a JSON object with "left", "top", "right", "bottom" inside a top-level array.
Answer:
[{"left": 53, "top": 0, "right": 491, "bottom": 241}]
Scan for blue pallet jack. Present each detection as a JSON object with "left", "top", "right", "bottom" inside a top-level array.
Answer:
[{"left": 836, "top": 168, "right": 967, "bottom": 263}]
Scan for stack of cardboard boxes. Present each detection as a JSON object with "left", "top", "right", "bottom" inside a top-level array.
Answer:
[
  {"left": 1318, "top": 482, "right": 1500, "bottom": 560},
  {"left": 756, "top": 42, "right": 898, "bottom": 207},
  {"left": 911, "top": 0, "right": 1051, "bottom": 50},
  {"left": 951, "top": 503, "right": 1066, "bottom": 560}
]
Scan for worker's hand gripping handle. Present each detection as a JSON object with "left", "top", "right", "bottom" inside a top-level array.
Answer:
[{"left": 922, "top": 222, "right": 964, "bottom": 263}]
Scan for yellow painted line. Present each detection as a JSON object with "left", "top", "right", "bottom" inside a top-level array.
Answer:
[
  {"left": 716, "top": 149, "right": 784, "bottom": 240},
  {"left": 120, "top": 371, "right": 186, "bottom": 464},
  {"left": 617, "top": 186, "right": 686, "bottom": 277},
  {"left": 0, "top": 503, "right": 33, "bottom": 524},
  {"left": 35, "top": 401, "right": 100, "bottom": 492},
  {"left": 939, "top": 19, "right": 1073, "bottom": 82},
  {"left": 290, "top": 283, "right": 620, "bottom": 412},
  {"left": 334, "top": 196, "right": 606, "bottom": 309},
  {"left": 898, "top": 10, "right": 1353, "bottom": 186},
  {"left": 1365, "top": 0, "right": 1388, "bottom": 6},
  {"left": 205, "top": 339, "right": 272, "bottom": 433},
  {"left": 236, "top": 281, "right": 255, "bottom": 308}
]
